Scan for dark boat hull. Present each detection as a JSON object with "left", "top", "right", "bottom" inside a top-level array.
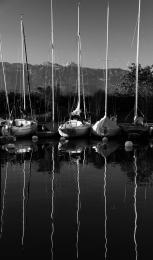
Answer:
[{"left": 119, "top": 123, "right": 150, "bottom": 141}]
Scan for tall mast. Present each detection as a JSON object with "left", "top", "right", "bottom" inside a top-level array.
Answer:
[
  {"left": 104, "top": 4, "right": 109, "bottom": 117},
  {"left": 22, "top": 21, "right": 33, "bottom": 118},
  {"left": 0, "top": 37, "right": 11, "bottom": 118},
  {"left": 21, "top": 16, "right": 26, "bottom": 111},
  {"left": 51, "top": 0, "right": 54, "bottom": 124},
  {"left": 77, "top": 2, "right": 81, "bottom": 112},
  {"left": 134, "top": 0, "right": 141, "bottom": 122}
]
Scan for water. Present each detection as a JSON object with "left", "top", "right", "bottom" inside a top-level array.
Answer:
[{"left": 0, "top": 138, "right": 153, "bottom": 259}]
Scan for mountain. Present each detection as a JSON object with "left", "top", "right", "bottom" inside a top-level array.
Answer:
[{"left": 0, "top": 62, "right": 126, "bottom": 96}]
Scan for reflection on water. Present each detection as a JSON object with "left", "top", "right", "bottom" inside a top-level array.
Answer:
[
  {"left": 103, "top": 154, "right": 107, "bottom": 259},
  {"left": 51, "top": 145, "right": 54, "bottom": 260},
  {"left": 1, "top": 138, "right": 153, "bottom": 258},
  {"left": 133, "top": 151, "right": 138, "bottom": 260}
]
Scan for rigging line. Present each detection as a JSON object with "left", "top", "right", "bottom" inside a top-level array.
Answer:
[
  {"left": 20, "top": 16, "right": 26, "bottom": 111},
  {"left": 131, "top": 17, "right": 138, "bottom": 50},
  {"left": 22, "top": 19, "right": 33, "bottom": 118},
  {"left": 0, "top": 36, "right": 11, "bottom": 119},
  {"left": 81, "top": 70, "right": 86, "bottom": 119},
  {"left": 126, "top": 10, "right": 139, "bottom": 68}
]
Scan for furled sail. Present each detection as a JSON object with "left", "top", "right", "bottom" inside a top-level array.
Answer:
[
  {"left": 92, "top": 116, "right": 118, "bottom": 136},
  {"left": 71, "top": 102, "right": 81, "bottom": 116}
]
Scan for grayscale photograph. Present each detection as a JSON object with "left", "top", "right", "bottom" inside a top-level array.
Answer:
[{"left": 0, "top": 0, "right": 153, "bottom": 259}]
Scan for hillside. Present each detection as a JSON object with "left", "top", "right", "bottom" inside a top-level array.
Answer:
[{"left": 0, "top": 62, "right": 126, "bottom": 96}]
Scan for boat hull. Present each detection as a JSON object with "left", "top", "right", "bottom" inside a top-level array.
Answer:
[
  {"left": 91, "top": 116, "right": 121, "bottom": 139},
  {"left": 119, "top": 123, "right": 149, "bottom": 141},
  {"left": 36, "top": 122, "right": 59, "bottom": 138},
  {"left": 10, "top": 120, "right": 37, "bottom": 137},
  {"left": 36, "top": 131, "right": 59, "bottom": 138},
  {"left": 58, "top": 122, "right": 91, "bottom": 138},
  {"left": 91, "top": 126, "right": 120, "bottom": 138}
]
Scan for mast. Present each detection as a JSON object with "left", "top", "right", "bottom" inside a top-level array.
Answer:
[
  {"left": 51, "top": 0, "right": 54, "bottom": 125},
  {"left": 0, "top": 37, "right": 11, "bottom": 119},
  {"left": 104, "top": 4, "right": 109, "bottom": 117},
  {"left": 21, "top": 16, "right": 26, "bottom": 111},
  {"left": 77, "top": 2, "right": 81, "bottom": 113},
  {"left": 22, "top": 21, "right": 33, "bottom": 118},
  {"left": 134, "top": 0, "right": 141, "bottom": 122}
]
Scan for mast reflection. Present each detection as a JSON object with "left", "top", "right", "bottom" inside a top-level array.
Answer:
[
  {"left": 22, "top": 160, "right": 26, "bottom": 246},
  {"left": 0, "top": 162, "right": 8, "bottom": 239},
  {"left": 104, "top": 154, "right": 107, "bottom": 259},
  {"left": 51, "top": 145, "right": 55, "bottom": 259},
  {"left": 76, "top": 157, "right": 80, "bottom": 259},
  {"left": 133, "top": 150, "right": 138, "bottom": 260}
]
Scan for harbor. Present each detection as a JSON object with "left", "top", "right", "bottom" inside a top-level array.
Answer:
[
  {"left": 0, "top": 138, "right": 153, "bottom": 259},
  {"left": 1, "top": 0, "right": 153, "bottom": 259}
]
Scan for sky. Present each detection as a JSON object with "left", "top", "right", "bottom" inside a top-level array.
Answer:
[{"left": 0, "top": 0, "right": 153, "bottom": 69}]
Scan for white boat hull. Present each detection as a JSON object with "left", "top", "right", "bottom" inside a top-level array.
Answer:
[
  {"left": 10, "top": 119, "right": 37, "bottom": 137},
  {"left": 58, "top": 120, "right": 91, "bottom": 138}
]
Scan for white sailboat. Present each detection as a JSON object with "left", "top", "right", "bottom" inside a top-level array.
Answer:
[
  {"left": 58, "top": 3, "right": 91, "bottom": 138},
  {"left": 10, "top": 16, "right": 37, "bottom": 138},
  {"left": 120, "top": 0, "right": 149, "bottom": 140},
  {"left": 37, "top": 0, "right": 58, "bottom": 138},
  {"left": 91, "top": 4, "right": 120, "bottom": 138}
]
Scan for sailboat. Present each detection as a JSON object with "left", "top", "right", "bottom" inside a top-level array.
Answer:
[
  {"left": 10, "top": 16, "right": 37, "bottom": 138},
  {"left": 120, "top": 0, "right": 149, "bottom": 141},
  {"left": 58, "top": 3, "right": 91, "bottom": 138},
  {"left": 36, "top": 0, "right": 59, "bottom": 138},
  {"left": 91, "top": 4, "right": 120, "bottom": 139}
]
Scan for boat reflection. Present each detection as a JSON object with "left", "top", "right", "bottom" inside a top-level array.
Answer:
[
  {"left": 0, "top": 147, "right": 33, "bottom": 246},
  {"left": 1, "top": 140, "right": 33, "bottom": 166},
  {"left": 121, "top": 143, "right": 153, "bottom": 186},
  {"left": 92, "top": 140, "right": 120, "bottom": 259},
  {"left": 58, "top": 138, "right": 90, "bottom": 155},
  {"left": 92, "top": 140, "right": 120, "bottom": 158},
  {"left": 69, "top": 154, "right": 81, "bottom": 259},
  {"left": 58, "top": 139, "right": 82, "bottom": 258},
  {"left": 21, "top": 149, "right": 33, "bottom": 246}
]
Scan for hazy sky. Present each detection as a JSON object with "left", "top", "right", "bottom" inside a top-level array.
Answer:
[{"left": 0, "top": 0, "right": 153, "bottom": 69}]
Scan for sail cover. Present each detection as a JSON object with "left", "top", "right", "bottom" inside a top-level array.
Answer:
[
  {"left": 71, "top": 102, "right": 81, "bottom": 116},
  {"left": 92, "top": 116, "right": 119, "bottom": 136}
]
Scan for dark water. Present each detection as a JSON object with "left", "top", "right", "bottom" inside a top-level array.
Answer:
[{"left": 0, "top": 138, "right": 153, "bottom": 259}]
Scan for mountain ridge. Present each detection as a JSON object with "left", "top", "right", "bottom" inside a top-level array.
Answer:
[{"left": 0, "top": 62, "right": 127, "bottom": 95}]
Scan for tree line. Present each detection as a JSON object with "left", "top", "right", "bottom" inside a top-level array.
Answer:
[{"left": 1, "top": 63, "right": 153, "bottom": 122}]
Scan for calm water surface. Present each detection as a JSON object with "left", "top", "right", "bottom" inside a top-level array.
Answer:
[{"left": 0, "top": 138, "right": 153, "bottom": 259}]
